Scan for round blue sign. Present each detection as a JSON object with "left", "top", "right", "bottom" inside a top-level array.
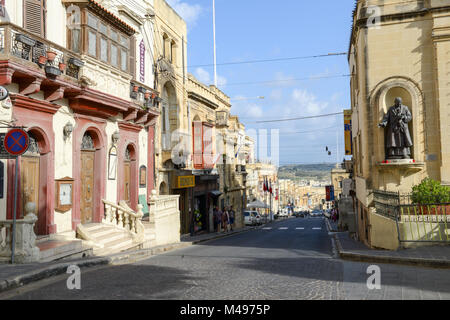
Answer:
[{"left": 4, "top": 129, "right": 29, "bottom": 156}]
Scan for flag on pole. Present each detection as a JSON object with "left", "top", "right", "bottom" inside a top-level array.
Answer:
[
  {"left": 269, "top": 179, "right": 272, "bottom": 194},
  {"left": 263, "top": 178, "right": 266, "bottom": 192}
]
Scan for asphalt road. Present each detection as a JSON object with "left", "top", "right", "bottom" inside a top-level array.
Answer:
[{"left": 2, "top": 216, "right": 450, "bottom": 300}]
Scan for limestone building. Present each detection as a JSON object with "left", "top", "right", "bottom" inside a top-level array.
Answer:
[{"left": 349, "top": 0, "right": 450, "bottom": 249}]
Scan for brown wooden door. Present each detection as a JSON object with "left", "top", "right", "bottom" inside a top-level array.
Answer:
[
  {"left": 81, "top": 151, "right": 94, "bottom": 224},
  {"left": 21, "top": 156, "right": 40, "bottom": 233},
  {"left": 124, "top": 160, "right": 131, "bottom": 203}
]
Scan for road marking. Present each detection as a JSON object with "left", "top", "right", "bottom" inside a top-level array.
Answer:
[
  {"left": 296, "top": 227, "right": 305, "bottom": 230},
  {"left": 279, "top": 227, "right": 288, "bottom": 230},
  {"left": 312, "top": 227, "right": 322, "bottom": 230},
  {"left": 262, "top": 227, "right": 272, "bottom": 230}
]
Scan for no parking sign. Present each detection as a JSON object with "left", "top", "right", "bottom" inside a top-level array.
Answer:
[{"left": 3, "top": 128, "right": 29, "bottom": 156}]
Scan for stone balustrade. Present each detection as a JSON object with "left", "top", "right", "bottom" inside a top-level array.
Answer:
[
  {"left": 0, "top": 202, "right": 40, "bottom": 264},
  {"left": 149, "top": 191, "right": 180, "bottom": 246},
  {"left": 102, "top": 200, "right": 145, "bottom": 244}
]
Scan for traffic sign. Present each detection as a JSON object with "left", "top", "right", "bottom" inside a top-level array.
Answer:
[
  {"left": 3, "top": 129, "right": 29, "bottom": 156},
  {"left": 0, "top": 86, "right": 8, "bottom": 101},
  {"left": 0, "top": 133, "right": 18, "bottom": 159}
]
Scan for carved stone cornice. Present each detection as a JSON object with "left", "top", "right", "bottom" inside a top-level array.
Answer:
[{"left": 10, "top": 94, "right": 61, "bottom": 115}]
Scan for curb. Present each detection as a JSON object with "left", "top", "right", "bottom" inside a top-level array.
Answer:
[
  {"left": 0, "top": 226, "right": 255, "bottom": 294},
  {"left": 333, "top": 233, "right": 450, "bottom": 269},
  {"left": 0, "top": 257, "right": 110, "bottom": 293},
  {"left": 182, "top": 226, "right": 257, "bottom": 245}
]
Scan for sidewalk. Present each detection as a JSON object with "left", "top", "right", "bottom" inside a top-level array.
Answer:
[
  {"left": 0, "top": 224, "right": 258, "bottom": 293},
  {"left": 325, "top": 218, "right": 450, "bottom": 268}
]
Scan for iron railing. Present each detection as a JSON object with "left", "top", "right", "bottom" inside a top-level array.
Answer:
[
  {"left": 373, "top": 190, "right": 412, "bottom": 219},
  {"left": 399, "top": 204, "right": 450, "bottom": 243},
  {"left": 0, "top": 22, "right": 84, "bottom": 79}
]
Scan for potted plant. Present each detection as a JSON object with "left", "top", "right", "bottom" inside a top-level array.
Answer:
[
  {"left": 58, "top": 59, "right": 66, "bottom": 71},
  {"left": 411, "top": 178, "right": 450, "bottom": 215},
  {"left": 38, "top": 55, "right": 47, "bottom": 65},
  {"left": 15, "top": 34, "right": 36, "bottom": 47},
  {"left": 68, "top": 57, "right": 84, "bottom": 67},
  {"left": 46, "top": 49, "right": 57, "bottom": 61},
  {"left": 45, "top": 65, "right": 61, "bottom": 77}
]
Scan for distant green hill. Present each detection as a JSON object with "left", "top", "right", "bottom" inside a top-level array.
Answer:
[{"left": 278, "top": 163, "right": 335, "bottom": 182}]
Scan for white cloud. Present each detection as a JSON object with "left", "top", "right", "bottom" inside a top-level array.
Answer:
[
  {"left": 194, "top": 67, "right": 227, "bottom": 86},
  {"left": 270, "top": 89, "right": 283, "bottom": 100},
  {"left": 195, "top": 67, "right": 211, "bottom": 83},
  {"left": 291, "top": 89, "right": 328, "bottom": 115},
  {"left": 166, "top": 0, "right": 202, "bottom": 28},
  {"left": 246, "top": 104, "right": 264, "bottom": 118}
]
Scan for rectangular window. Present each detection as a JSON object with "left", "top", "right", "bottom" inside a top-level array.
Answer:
[
  {"left": 88, "top": 13, "right": 97, "bottom": 28},
  {"left": 23, "top": 0, "right": 46, "bottom": 37},
  {"left": 88, "top": 30, "right": 97, "bottom": 56},
  {"left": 99, "top": 22, "right": 107, "bottom": 35},
  {"left": 121, "top": 49, "right": 127, "bottom": 71},
  {"left": 202, "top": 124, "right": 214, "bottom": 168},
  {"left": 71, "top": 29, "right": 81, "bottom": 53},
  {"left": 111, "top": 44, "right": 118, "bottom": 67},
  {"left": 111, "top": 30, "right": 118, "bottom": 42},
  {"left": 100, "top": 37, "right": 108, "bottom": 62},
  {"left": 120, "top": 35, "right": 128, "bottom": 47},
  {"left": 193, "top": 121, "right": 203, "bottom": 169}
]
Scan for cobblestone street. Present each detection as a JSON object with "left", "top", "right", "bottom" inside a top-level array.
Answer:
[{"left": 2, "top": 217, "right": 450, "bottom": 300}]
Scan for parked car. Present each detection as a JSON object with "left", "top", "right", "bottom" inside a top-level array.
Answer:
[
  {"left": 244, "top": 211, "right": 255, "bottom": 226},
  {"left": 244, "top": 211, "right": 261, "bottom": 225},
  {"left": 251, "top": 211, "right": 262, "bottom": 225},
  {"left": 310, "top": 210, "right": 322, "bottom": 217}
]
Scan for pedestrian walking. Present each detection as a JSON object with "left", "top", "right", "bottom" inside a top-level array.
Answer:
[
  {"left": 222, "top": 207, "right": 229, "bottom": 232},
  {"left": 229, "top": 206, "right": 235, "bottom": 231}
]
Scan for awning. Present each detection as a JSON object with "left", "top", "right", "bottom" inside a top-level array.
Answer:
[
  {"left": 247, "top": 200, "right": 269, "bottom": 209},
  {"left": 210, "top": 190, "right": 222, "bottom": 197}
]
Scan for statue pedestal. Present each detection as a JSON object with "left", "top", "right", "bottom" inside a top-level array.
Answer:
[
  {"left": 381, "top": 159, "right": 416, "bottom": 165},
  {"left": 376, "top": 160, "right": 424, "bottom": 185}
]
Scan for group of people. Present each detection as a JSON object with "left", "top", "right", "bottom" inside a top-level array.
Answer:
[{"left": 213, "top": 206, "right": 235, "bottom": 233}]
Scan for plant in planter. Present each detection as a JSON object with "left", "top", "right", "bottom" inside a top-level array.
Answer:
[
  {"left": 58, "top": 59, "right": 67, "bottom": 71},
  {"left": 45, "top": 65, "right": 62, "bottom": 77},
  {"left": 38, "top": 55, "right": 47, "bottom": 65},
  {"left": 46, "top": 50, "right": 57, "bottom": 61},
  {"left": 411, "top": 178, "right": 450, "bottom": 214}
]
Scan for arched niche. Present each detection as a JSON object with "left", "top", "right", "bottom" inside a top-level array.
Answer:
[
  {"left": 159, "top": 181, "right": 168, "bottom": 195},
  {"left": 370, "top": 77, "right": 425, "bottom": 163}
]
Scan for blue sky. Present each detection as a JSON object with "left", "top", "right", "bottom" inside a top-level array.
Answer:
[{"left": 167, "top": 0, "right": 355, "bottom": 165}]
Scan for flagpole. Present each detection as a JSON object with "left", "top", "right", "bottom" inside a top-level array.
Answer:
[{"left": 212, "top": 0, "right": 218, "bottom": 87}]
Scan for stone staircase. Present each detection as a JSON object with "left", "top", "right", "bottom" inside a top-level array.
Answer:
[
  {"left": 77, "top": 223, "right": 144, "bottom": 256},
  {"left": 36, "top": 237, "right": 93, "bottom": 263}
]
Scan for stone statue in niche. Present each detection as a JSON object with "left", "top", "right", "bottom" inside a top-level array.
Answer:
[{"left": 378, "top": 97, "right": 413, "bottom": 159}]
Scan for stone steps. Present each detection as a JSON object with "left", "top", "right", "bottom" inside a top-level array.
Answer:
[
  {"left": 77, "top": 223, "right": 148, "bottom": 256},
  {"left": 37, "top": 239, "right": 93, "bottom": 263}
]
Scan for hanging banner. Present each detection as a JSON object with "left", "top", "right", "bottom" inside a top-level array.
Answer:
[
  {"left": 325, "top": 185, "right": 335, "bottom": 201},
  {"left": 344, "top": 109, "right": 352, "bottom": 155}
]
